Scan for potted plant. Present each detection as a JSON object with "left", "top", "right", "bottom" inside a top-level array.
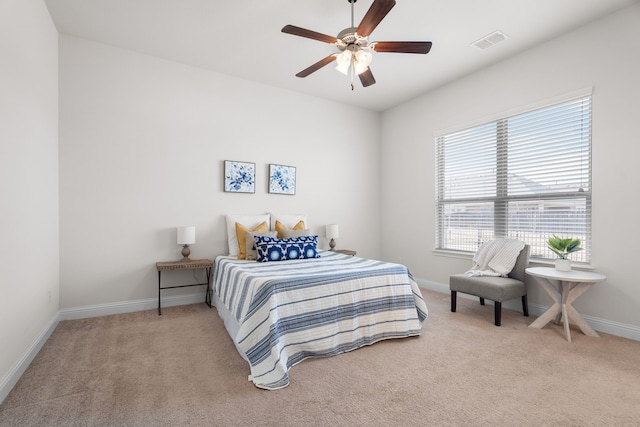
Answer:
[{"left": 547, "top": 236, "right": 582, "bottom": 271}]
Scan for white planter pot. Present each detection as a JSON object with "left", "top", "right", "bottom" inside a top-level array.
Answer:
[{"left": 555, "top": 259, "right": 572, "bottom": 272}]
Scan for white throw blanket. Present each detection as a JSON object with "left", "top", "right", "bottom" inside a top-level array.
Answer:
[{"left": 466, "top": 238, "right": 525, "bottom": 277}]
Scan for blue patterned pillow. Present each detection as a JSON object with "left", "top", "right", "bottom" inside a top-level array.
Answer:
[{"left": 254, "top": 235, "right": 320, "bottom": 262}]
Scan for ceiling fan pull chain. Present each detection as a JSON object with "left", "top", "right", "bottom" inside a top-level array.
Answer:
[{"left": 350, "top": 65, "right": 355, "bottom": 91}]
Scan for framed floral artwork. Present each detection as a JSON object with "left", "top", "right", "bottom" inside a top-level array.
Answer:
[
  {"left": 269, "top": 164, "right": 296, "bottom": 195},
  {"left": 224, "top": 160, "right": 255, "bottom": 193}
]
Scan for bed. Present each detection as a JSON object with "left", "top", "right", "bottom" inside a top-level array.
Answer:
[{"left": 212, "top": 250, "right": 428, "bottom": 390}]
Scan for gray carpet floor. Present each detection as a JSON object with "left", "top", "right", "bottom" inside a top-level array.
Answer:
[{"left": 2, "top": 289, "right": 640, "bottom": 426}]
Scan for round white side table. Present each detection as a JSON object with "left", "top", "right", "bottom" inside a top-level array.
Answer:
[{"left": 526, "top": 267, "right": 606, "bottom": 343}]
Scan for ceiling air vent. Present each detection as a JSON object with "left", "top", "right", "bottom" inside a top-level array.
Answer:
[{"left": 472, "top": 30, "right": 509, "bottom": 50}]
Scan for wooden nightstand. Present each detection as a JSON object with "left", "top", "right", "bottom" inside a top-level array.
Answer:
[
  {"left": 155, "top": 259, "right": 213, "bottom": 315},
  {"left": 334, "top": 249, "right": 356, "bottom": 256}
]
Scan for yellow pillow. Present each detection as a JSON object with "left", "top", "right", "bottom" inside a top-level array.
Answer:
[
  {"left": 236, "top": 221, "right": 269, "bottom": 259},
  {"left": 275, "top": 220, "right": 305, "bottom": 238}
]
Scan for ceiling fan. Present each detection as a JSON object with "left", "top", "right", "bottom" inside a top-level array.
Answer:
[{"left": 281, "top": 0, "right": 432, "bottom": 89}]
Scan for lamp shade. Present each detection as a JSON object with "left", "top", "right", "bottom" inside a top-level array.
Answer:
[
  {"left": 354, "top": 50, "right": 373, "bottom": 75},
  {"left": 177, "top": 226, "right": 195, "bottom": 245},
  {"left": 326, "top": 224, "right": 339, "bottom": 239},
  {"left": 335, "top": 51, "right": 352, "bottom": 75}
]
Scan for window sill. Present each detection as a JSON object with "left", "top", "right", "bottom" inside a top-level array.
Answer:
[
  {"left": 433, "top": 249, "right": 595, "bottom": 271},
  {"left": 432, "top": 250, "right": 473, "bottom": 260}
]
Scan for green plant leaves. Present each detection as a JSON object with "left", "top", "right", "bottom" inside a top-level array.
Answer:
[{"left": 547, "top": 236, "right": 582, "bottom": 259}]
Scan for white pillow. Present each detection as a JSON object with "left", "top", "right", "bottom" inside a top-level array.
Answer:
[
  {"left": 269, "top": 213, "right": 308, "bottom": 231},
  {"left": 225, "top": 214, "right": 270, "bottom": 256}
]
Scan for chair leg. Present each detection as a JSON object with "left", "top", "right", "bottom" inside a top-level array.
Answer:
[
  {"left": 479, "top": 297, "right": 485, "bottom": 305},
  {"left": 522, "top": 295, "right": 529, "bottom": 317},
  {"left": 451, "top": 291, "right": 457, "bottom": 312},
  {"left": 494, "top": 302, "right": 502, "bottom": 326}
]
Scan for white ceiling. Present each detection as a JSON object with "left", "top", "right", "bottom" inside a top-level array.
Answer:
[{"left": 44, "top": 0, "right": 639, "bottom": 112}]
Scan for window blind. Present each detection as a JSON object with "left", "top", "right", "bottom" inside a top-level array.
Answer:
[{"left": 436, "top": 95, "right": 592, "bottom": 263}]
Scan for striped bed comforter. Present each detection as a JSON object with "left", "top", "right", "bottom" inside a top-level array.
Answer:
[{"left": 213, "top": 250, "right": 428, "bottom": 390}]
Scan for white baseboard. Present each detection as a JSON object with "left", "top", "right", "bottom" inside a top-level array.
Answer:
[
  {"left": 59, "top": 292, "right": 207, "bottom": 320},
  {"left": 0, "top": 312, "right": 59, "bottom": 405},
  {"left": 416, "top": 278, "right": 640, "bottom": 342},
  {"left": 0, "top": 293, "right": 207, "bottom": 405}
]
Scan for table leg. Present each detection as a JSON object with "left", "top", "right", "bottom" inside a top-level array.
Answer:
[
  {"left": 561, "top": 304, "right": 571, "bottom": 343},
  {"left": 555, "top": 291, "right": 563, "bottom": 325},
  {"left": 531, "top": 278, "right": 599, "bottom": 341},
  {"left": 204, "top": 267, "right": 212, "bottom": 308},
  {"left": 565, "top": 282, "right": 599, "bottom": 337},
  {"left": 528, "top": 277, "right": 562, "bottom": 329},
  {"left": 559, "top": 281, "right": 572, "bottom": 342},
  {"left": 158, "top": 270, "right": 162, "bottom": 315}
]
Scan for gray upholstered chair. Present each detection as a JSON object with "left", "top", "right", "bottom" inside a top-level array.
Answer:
[{"left": 450, "top": 245, "right": 530, "bottom": 326}]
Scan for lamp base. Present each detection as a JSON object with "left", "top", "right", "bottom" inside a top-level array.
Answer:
[
  {"left": 180, "top": 244, "right": 191, "bottom": 262},
  {"left": 329, "top": 238, "right": 336, "bottom": 251}
]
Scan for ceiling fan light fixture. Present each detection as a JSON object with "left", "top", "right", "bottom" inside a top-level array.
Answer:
[
  {"left": 355, "top": 50, "right": 372, "bottom": 65},
  {"left": 353, "top": 52, "right": 372, "bottom": 75},
  {"left": 353, "top": 62, "right": 368, "bottom": 75},
  {"left": 335, "top": 50, "right": 352, "bottom": 75},
  {"left": 353, "top": 50, "right": 373, "bottom": 74}
]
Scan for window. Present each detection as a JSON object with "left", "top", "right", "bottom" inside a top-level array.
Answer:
[{"left": 436, "top": 94, "right": 592, "bottom": 263}]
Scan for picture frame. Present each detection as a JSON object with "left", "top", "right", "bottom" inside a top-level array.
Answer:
[
  {"left": 224, "top": 160, "right": 255, "bottom": 193},
  {"left": 269, "top": 164, "right": 296, "bottom": 195}
]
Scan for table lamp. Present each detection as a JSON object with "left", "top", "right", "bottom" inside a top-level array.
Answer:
[
  {"left": 177, "top": 226, "right": 195, "bottom": 261},
  {"left": 326, "top": 224, "right": 339, "bottom": 251}
]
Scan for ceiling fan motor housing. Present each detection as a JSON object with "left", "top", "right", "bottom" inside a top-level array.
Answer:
[{"left": 336, "top": 27, "right": 369, "bottom": 52}]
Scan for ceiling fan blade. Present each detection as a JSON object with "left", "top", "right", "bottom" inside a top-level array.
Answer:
[
  {"left": 356, "top": 0, "right": 396, "bottom": 38},
  {"left": 372, "top": 41, "right": 432, "bottom": 54},
  {"left": 282, "top": 25, "right": 339, "bottom": 44},
  {"left": 295, "top": 54, "right": 337, "bottom": 78},
  {"left": 358, "top": 68, "right": 376, "bottom": 87}
]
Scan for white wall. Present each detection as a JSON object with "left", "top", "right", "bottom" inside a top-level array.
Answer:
[
  {"left": 380, "top": 4, "right": 640, "bottom": 328},
  {"left": 59, "top": 35, "right": 381, "bottom": 309},
  {"left": 0, "top": 0, "right": 59, "bottom": 400}
]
